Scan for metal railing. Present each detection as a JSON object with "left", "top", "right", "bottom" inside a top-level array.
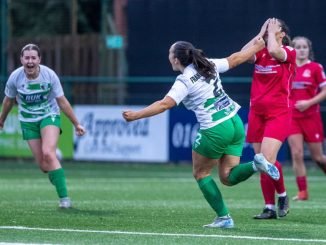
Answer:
[{"left": 0, "top": 75, "right": 253, "bottom": 105}]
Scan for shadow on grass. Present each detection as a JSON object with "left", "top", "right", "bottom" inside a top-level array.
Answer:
[
  {"left": 232, "top": 217, "right": 326, "bottom": 239},
  {"left": 58, "top": 207, "right": 118, "bottom": 217}
]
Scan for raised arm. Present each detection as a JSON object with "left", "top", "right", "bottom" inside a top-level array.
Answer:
[
  {"left": 227, "top": 37, "right": 265, "bottom": 69},
  {"left": 267, "top": 18, "right": 286, "bottom": 61},
  {"left": 241, "top": 18, "right": 270, "bottom": 63},
  {"left": 123, "top": 96, "right": 176, "bottom": 122}
]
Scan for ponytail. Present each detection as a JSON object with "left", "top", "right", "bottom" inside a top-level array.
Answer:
[{"left": 173, "top": 41, "right": 216, "bottom": 78}]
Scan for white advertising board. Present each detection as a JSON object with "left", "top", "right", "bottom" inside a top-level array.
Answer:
[{"left": 74, "top": 105, "right": 169, "bottom": 162}]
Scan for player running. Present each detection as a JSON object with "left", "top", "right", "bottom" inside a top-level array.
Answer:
[{"left": 122, "top": 38, "right": 279, "bottom": 228}]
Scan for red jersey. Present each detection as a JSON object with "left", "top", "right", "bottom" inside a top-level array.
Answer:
[
  {"left": 291, "top": 61, "right": 326, "bottom": 118},
  {"left": 250, "top": 46, "right": 296, "bottom": 114}
]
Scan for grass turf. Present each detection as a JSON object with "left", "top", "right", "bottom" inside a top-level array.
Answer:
[{"left": 0, "top": 160, "right": 325, "bottom": 244}]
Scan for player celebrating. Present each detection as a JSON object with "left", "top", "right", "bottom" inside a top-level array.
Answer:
[
  {"left": 122, "top": 38, "right": 280, "bottom": 228},
  {"left": 0, "top": 44, "right": 86, "bottom": 208},
  {"left": 289, "top": 36, "right": 326, "bottom": 201}
]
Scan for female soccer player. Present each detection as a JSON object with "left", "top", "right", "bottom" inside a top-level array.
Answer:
[
  {"left": 122, "top": 38, "right": 279, "bottom": 228},
  {"left": 0, "top": 44, "right": 86, "bottom": 208},
  {"left": 242, "top": 18, "right": 296, "bottom": 219},
  {"left": 289, "top": 36, "right": 326, "bottom": 201}
]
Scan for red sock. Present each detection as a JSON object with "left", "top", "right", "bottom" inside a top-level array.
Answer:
[
  {"left": 273, "top": 161, "right": 286, "bottom": 194},
  {"left": 260, "top": 173, "right": 275, "bottom": 204},
  {"left": 296, "top": 176, "right": 307, "bottom": 192}
]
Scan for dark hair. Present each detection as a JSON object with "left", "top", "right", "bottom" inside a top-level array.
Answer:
[
  {"left": 277, "top": 19, "right": 291, "bottom": 46},
  {"left": 20, "top": 43, "right": 41, "bottom": 57},
  {"left": 292, "top": 36, "right": 315, "bottom": 60},
  {"left": 172, "top": 41, "right": 216, "bottom": 78}
]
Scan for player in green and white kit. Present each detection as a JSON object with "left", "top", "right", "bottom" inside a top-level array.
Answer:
[
  {"left": 123, "top": 39, "right": 280, "bottom": 228},
  {"left": 0, "top": 44, "right": 86, "bottom": 208}
]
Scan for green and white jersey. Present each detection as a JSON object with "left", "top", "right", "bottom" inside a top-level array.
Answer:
[
  {"left": 166, "top": 58, "right": 240, "bottom": 130},
  {"left": 5, "top": 65, "right": 64, "bottom": 122}
]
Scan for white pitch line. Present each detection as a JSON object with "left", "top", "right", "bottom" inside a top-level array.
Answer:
[
  {"left": 0, "top": 243, "right": 57, "bottom": 245},
  {"left": 0, "top": 226, "right": 326, "bottom": 243}
]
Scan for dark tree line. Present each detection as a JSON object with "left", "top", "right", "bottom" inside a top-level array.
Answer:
[{"left": 9, "top": 0, "right": 102, "bottom": 37}]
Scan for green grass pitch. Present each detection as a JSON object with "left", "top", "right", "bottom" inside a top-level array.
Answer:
[{"left": 0, "top": 160, "right": 325, "bottom": 244}]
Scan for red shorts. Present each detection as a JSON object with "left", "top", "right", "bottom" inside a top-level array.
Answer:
[
  {"left": 289, "top": 113, "right": 324, "bottom": 142},
  {"left": 247, "top": 109, "right": 291, "bottom": 143}
]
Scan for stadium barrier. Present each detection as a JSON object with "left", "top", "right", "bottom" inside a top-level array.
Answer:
[
  {"left": 1, "top": 75, "right": 325, "bottom": 163},
  {"left": 0, "top": 105, "right": 289, "bottom": 163}
]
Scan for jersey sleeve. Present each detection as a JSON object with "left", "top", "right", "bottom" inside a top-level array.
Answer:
[
  {"left": 282, "top": 46, "right": 296, "bottom": 63},
  {"left": 254, "top": 49, "right": 264, "bottom": 63},
  {"left": 209, "top": 58, "right": 229, "bottom": 73},
  {"left": 4, "top": 73, "right": 18, "bottom": 98},
  {"left": 315, "top": 63, "right": 326, "bottom": 88},
  {"left": 50, "top": 70, "right": 64, "bottom": 98},
  {"left": 165, "top": 76, "right": 189, "bottom": 105}
]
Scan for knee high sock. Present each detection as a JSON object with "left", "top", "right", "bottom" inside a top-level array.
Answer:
[
  {"left": 227, "top": 162, "right": 255, "bottom": 185},
  {"left": 273, "top": 161, "right": 286, "bottom": 194},
  {"left": 197, "top": 176, "right": 229, "bottom": 217},
  {"left": 48, "top": 168, "right": 68, "bottom": 198},
  {"left": 296, "top": 176, "right": 307, "bottom": 192},
  {"left": 260, "top": 173, "right": 276, "bottom": 205}
]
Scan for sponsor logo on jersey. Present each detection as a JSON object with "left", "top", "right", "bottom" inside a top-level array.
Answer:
[
  {"left": 19, "top": 93, "right": 45, "bottom": 103},
  {"left": 292, "top": 81, "right": 312, "bottom": 89},
  {"left": 255, "top": 64, "right": 279, "bottom": 74}
]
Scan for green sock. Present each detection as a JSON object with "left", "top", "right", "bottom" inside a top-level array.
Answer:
[
  {"left": 48, "top": 168, "right": 68, "bottom": 198},
  {"left": 227, "top": 162, "right": 255, "bottom": 185},
  {"left": 197, "top": 176, "right": 229, "bottom": 217}
]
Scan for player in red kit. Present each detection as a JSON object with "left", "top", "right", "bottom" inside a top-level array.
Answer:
[
  {"left": 288, "top": 36, "right": 326, "bottom": 201},
  {"left": 242, "top": 18, "right": 296, "bottom": 219}
]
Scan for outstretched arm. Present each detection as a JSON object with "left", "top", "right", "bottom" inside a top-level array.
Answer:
[
  {"left": 0, "top": 96, "right": 15, "bottom": 129},
  {"left": 123, "top": 96, "right": 176, "bottom": 122},
  {"left": 227, "top": 37, "right": 265, "bottom": 69},
  {"left": 56, "top": 96, "right": 86, "bottom": 136},
  {"left": 241, "top": 18, "right": 270, "bottom": 63}
]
